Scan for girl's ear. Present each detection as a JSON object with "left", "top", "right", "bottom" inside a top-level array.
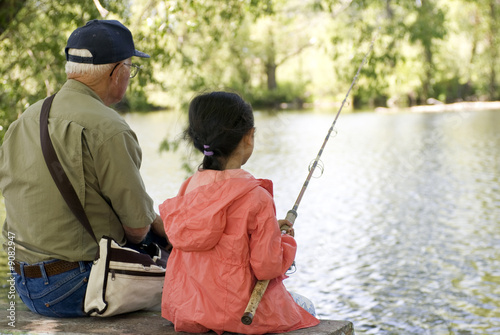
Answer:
[
  {"left": 243, "top": 128, "right": 255, "bottom": 146},
  {"left": 244, "top": 128, "right": 255, "bottom": 146}
]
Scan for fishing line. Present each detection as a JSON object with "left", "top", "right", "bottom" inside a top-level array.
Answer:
[{"left": 284, "top": 32, "right": 377, "bottom": 225}]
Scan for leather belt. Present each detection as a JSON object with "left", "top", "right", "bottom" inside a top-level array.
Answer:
[{"left": 14, "top": 260, "right": 80, "bottom": 278}]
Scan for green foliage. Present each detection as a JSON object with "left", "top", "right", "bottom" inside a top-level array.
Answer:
[
  {"left": 246, "top": 81, "right": 312, "bottom": 109},
  {"left": 159, "top": 137, "right": 181, "bottom": 153},
  {"left": 1, "top": 0, "right": 500, "bottom": 142},
  {"left": 0, "top": 0, "right": 132, "bottom": 141}
]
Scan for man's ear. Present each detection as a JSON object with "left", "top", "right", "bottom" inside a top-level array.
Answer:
[{"left": 110, "top": 63, "right": 123, "bottom": 83}]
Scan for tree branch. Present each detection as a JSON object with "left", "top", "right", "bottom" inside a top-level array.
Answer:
[
  {"left": 276, "top": 41, "right": 314, "bottom": 67},
  {"left": 0, "top": 0, "right": 28, "bottom": 37}
]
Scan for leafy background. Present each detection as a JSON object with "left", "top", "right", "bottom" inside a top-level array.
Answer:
[{"left": 1, "top": 0, "right": 499, "bottom": 141}]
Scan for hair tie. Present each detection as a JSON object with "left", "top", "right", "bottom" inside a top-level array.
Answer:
[{"left": 203, "top": 145, "right": 214, "bottom": 156}]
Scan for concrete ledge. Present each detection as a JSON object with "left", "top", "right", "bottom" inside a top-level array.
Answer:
[{"left": 1, "top": 310, "right": 354, "bottom": 335}]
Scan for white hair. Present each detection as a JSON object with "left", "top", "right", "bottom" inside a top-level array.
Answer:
[{"left": 65, "top": 49, "right": 115, "bottom": 76}]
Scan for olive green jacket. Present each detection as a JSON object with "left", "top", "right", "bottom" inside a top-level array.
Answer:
[{"left": 0, "top": 80, "right": 156, "bottom": 263}]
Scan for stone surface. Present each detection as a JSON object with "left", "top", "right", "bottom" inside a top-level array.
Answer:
[{"left": 1, "top": 310, "right": 355, "bottom": 335}]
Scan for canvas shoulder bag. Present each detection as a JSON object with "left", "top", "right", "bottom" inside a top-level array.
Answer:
[{"left": 40, "top": 94, "right": 167, "bottom": 317}]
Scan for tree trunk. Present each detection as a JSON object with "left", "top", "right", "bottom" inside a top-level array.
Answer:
[
  {"left": 422, "top": 44, "right": 433, "bottom": 102},
  {"left": 264, "top": 25, "right": 277, "bottom": 91},
  {"left": 266, "top": 62, "right": 277, "bottom": 91}
]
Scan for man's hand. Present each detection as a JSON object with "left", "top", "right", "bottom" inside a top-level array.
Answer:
[
  {"left": 123, "top": 225, "right": 150, "bottom": 244},
  {"left": 151, "top": 214, "right": 167, "bottom": 238},
  {"left": 123, "top": 214, "right": 165, "bottom": 244}
]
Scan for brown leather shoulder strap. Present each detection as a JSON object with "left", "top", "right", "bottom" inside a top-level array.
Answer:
[{"left": 40, "top": 94, "right": 98, "bottom": 243}]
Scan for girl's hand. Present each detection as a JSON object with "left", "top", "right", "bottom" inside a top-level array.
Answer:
[{"left": 278, "top": 219, "right": 294, "bottom": 237}]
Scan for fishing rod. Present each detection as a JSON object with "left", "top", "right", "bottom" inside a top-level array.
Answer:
[{"left": 241, "top": 34, "right": 377, "bottom": 326}]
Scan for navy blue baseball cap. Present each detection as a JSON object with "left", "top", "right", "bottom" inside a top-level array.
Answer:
[{"left": 65, "top": 20, "right": 150, "bottom": 64}]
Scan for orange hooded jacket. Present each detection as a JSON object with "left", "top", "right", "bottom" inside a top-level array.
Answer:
[{"left": 159, "top": 169, "right": 319, "bottom": 334}]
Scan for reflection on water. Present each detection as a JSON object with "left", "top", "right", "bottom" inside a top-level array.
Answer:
[{"left": 1, "top": 109, "right": 499, "bottom": 334}]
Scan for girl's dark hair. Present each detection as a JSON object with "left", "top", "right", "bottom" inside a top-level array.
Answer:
[{"left": 185, "top": 91, "right": 254, "bottom": 170}]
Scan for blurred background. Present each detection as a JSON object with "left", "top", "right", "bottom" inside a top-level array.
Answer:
[
  {"left": 1, "top": 1, "right": 499, "bottom": 334},
  {"left": 2, "top": 0, "right": 500, "bottom": 136}
]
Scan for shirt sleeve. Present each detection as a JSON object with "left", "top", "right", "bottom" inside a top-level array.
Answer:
[
  {"left": 248, "top": 187, "right": 297, "bottom": 280},
  {"left": 93, "top": 129, "right": 156, "bottom": 229}
]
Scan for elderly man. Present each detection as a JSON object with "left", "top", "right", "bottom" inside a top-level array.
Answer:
[{"left": 0, "top": 20, "right": 166, "bottom": 317}]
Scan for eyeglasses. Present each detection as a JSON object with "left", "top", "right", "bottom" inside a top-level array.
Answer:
[
  {"left": 123, "top": 63, "right": 141, "bottom": 78},
  {"left": 109, "top": 62, "right": 142, "bottom": 78}
]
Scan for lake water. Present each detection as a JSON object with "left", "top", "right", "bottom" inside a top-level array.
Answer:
[{"left": 1, "top": 108, "right": 499, "bottom": 334}]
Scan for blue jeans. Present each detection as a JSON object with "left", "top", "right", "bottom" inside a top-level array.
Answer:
[
  {"left": 14, "top": 260, "right": 92, "bottom": 317},
  {"left": 290, "top": 291, "right": 317, "bottom": 317}
]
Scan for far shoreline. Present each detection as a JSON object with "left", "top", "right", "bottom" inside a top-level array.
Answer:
[{"left": 375, "top": 100, "right": 500, "bottom": 113}]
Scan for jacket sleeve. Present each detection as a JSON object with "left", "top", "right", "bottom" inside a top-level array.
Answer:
[
  {"left": 93, "top": 130, "right": 156, "bottom": 229},
  {"left": 247, "top": 187, "right": 297, "bottom": 280}
]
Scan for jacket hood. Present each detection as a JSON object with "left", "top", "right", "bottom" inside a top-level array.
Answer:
[{"left": 160, "top": 174, "right": 271, "bottom": 252}]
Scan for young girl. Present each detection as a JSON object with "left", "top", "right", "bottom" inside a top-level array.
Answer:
[{"left": 159, "top": 91, "right": 319, "bottom": 334}]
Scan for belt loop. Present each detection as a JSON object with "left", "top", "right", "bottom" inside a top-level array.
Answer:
[
  {"left": 19, "top": 263, "right": 33, "bottom": 300},
  {"left": 79, "top": 261, "right": 87, "bottom": 273},
  {"left": 39, "top": 263, "right": 49, "bottom": 285},
  {"left": 19, "top": 263, "right": 27, "bottom": 285}
]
